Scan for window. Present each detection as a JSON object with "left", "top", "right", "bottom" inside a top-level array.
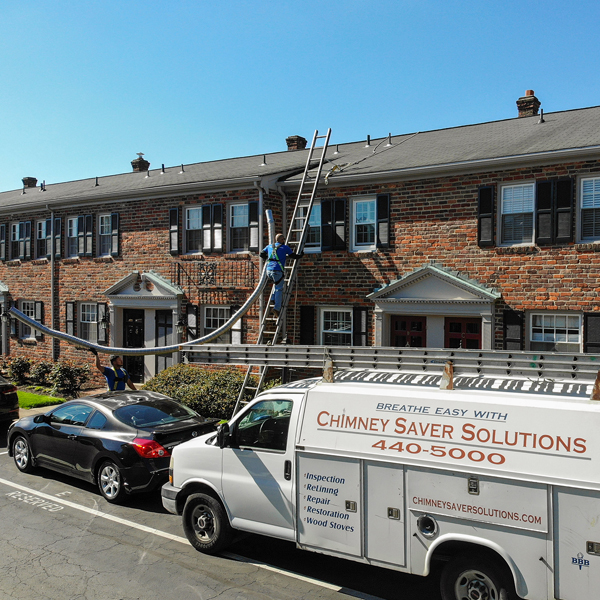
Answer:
[
  {"left": 229, "top": 202, "right": 258, "bottom": 252},
  {"left": 80, "top": 303, "right": 98, "bottom": 343},
  {"left": 36, "top": 220, "right": 48, "bottom": 258},
  {"left": 182, "top": 205, "right": 223, "bottom": 254},
  {"left": 235, "top": 399, "right": 293, "bottom": 451},
  {"left": 320, "top": 308, "right": 352, "bottom": 345},
  {"left": 349, "top": 194, "right": 390, "bottom": 251},
  {"left": 10, "top": 221, "right": 32, "bottom": 260},
  {"left": 49, "top": 403, "right": 93, "bottom": 426},
  {"left": 19, "top": 300, "right": 43, "bottom": 340},
  {"left": 185, "top": 207, "right": 202, "bottom": 253},
  {"left": 86, "top": 411, "right": 108, "bottom": 430},
  {"left": 581, "top": 177, "right": 600, "bottom": 241},
  {"left": 530, "top": 313, "right": 581, "bottom": 352},
  {"left": 67, "top": 217, "right": 78, "bottom": 257},
  {"left": 295, "top": 203, "right": 321, "bottom": 251},
  {"left": 500, "top": 183, "right": 534, "bottom": 244},
  {"left": 98, "top": 215, "right": 112, "bottom": 256},
  {"left": 204, "top": 306, "right": 241, "bottom": 344}
]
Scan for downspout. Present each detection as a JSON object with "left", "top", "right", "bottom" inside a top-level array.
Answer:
[
  {"left": 254, "top": 181, "right": 265, "bottom": 317},
  {"left": 47, "top": 205, "right": 58, "bottom": 361}
]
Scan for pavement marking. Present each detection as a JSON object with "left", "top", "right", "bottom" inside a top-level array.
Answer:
[
  {"left": 0, "top": 452, "right": 7, "bottom": 456},
  {"left": 0, "top": 476, "right": 383, "bottom": 600}
]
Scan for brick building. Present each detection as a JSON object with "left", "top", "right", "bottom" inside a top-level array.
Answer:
[{"left": 1, "top": 91, "right": 600, "bottom": 384}]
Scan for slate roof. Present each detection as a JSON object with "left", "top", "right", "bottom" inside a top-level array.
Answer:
[{"left": 2, "top": 105, "right": 600, "bottom": 212}]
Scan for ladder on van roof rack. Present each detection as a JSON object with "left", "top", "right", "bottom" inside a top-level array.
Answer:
[
  {"left": 183, "top": 344, "right": 600, "bottom": 400},
  {"left": 232, "top": 129, "right": 332, "bottom": 415}
]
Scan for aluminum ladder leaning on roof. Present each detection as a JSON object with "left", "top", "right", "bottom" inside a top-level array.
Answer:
[{"left": 232, "top": 128, "right": 332, "bottom": 415}]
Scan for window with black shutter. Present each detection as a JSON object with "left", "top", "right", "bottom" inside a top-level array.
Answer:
[
  {"left": 77, "top": 215, "right": 93, "bottom": 257},
  {"left": 503, "top": 309, "right": 524, "bottom": 350}
]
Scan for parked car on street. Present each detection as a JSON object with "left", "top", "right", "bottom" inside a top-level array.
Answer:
[
  {"left": 0, "top": 374, "right": 19, "bottom": 425},
  {"left": 7, "top": 390, "right": 217, "bottom": 502}
]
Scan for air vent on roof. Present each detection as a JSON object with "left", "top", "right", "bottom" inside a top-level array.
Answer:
[{"left": 22, "top": 177, "right": 37, "bottom": 188}]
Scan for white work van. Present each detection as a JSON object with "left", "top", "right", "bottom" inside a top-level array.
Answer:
[{"left": 162, "top": 363, "right": 600, "bottom": 600}]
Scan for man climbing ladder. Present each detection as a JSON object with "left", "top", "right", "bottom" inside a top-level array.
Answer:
[{"left": 260, "top": 233, "right": 303, "bottom": 316}]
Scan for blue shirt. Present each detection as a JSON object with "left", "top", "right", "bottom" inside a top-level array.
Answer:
[
  {"left": 103, "top": 366, "right": 129, "bottom": 391},
  {"left": 262, "top": 243, "right": 293, "bottom": 271}
]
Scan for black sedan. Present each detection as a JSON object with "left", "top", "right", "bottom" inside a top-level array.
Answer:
[
  {"left": 0, "top": 374, "right": 19, "bottom": 425},
  {"left": 7, "top": 390, "right": 217, "bottom": 503}
]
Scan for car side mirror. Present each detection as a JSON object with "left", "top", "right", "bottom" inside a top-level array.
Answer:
[{"left": 33, "top": 414, "right": 50, "bottom": 424}]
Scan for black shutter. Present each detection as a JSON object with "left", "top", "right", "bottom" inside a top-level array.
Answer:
[
  {"left": 201, "top": 205, "right": 212, "bottom": 253},
  {"left": 376, "top": 194, "right": 390, "bottom": 248},
  {"left": 555, "top": 178, "right": 574, "bottom": 243},
  {"left": 477, "top": 186, "right": 495, "bottom": 247},
  {"left": 353, "top": 307, "right": 368, "bottom": 346},
  {"left": 248, "top": 201, "right": 259, "bottom": 252},
  {"left": 231, "top": 305, "right": 242, "bottom": 344},
  {"left": 110, "top": 213, "right": 119, "bottom": 257},
  {"left": 77, "top": 216, "right": 85, "bottom": 256},
  {"left": 212, "top": 204, "right": 223, "bottom": 253},
  {"left": 584, "top": 313, "right": 600, "bottom": 354},
  {"left": 66, "top": 302, "right": 76, "bottom": 336},
  {"left": 0, "top": 224, "right": 5, "bottom": 261},
  {"left": 18, "top": 223, "right": 26, "bottom": 259},
  {"left": 535, "top": 181, "right": 553, "bottom": 246},
  {"left": 85, "top": 215, "right": 93, "bottom": 256},
  {"left": 25, "top": 221, "right": 32, "bottom": 260},
  {"left": 186, "top": 303, "right": 198, "bottom": 342},
  {"left": 169, "top": 208, "right": 179, "bottom": 255},
  {"left": 34, "top": 301, "right": 44, "bottom": 340},
  {"left": 503, "top": 309, "right": 524, "bottom": 350},
  {"left": 321, "top": 199, "right": 333, "bottom": 250},
  {"left": 97, "top": 303, "right": 108, "bottom": 344},
  {"left": 333, "top": 198, "right": 346, "bottom": 250},
  {"left": 44, "top": 218, "right": 52, "bottom": 258},
  {"left": 54, "top": 218, "right": 62, "bottom": 258},
  {"left": 300, "top": 306, "right": 315, "bottom": 345}
]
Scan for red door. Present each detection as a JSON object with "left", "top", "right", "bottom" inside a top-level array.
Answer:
[
  {"left": 444, "top": 318, "right": 482, "bottom": 349},
  {"left": 391, "top": 316, "right": 426, "bottom": 347}
]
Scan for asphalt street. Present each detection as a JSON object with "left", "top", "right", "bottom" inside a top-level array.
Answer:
[{"left": 0, "top": 417, "right": 442, "bottom": 600}]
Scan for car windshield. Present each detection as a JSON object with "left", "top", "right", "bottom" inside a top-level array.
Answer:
[{"left": 114, "top": 399, "right": 198, "bottom": 428}]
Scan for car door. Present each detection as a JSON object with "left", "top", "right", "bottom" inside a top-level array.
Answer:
[
  {"left": 221, "top": 398, "right": 298, "bottom": 540},
  {"left": 32, "top": 403, "right": 94, "bottom": 475}
]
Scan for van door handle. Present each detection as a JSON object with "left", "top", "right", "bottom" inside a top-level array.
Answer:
[{"left": 284, "top": 460, "right": 292, "bottom": 481}]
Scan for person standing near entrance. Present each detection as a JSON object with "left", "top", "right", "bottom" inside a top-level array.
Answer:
[
  {"left": 90, "top": 349, "right": 137, "bottom": 391},
  {"left": 260, "top": 233, "right": 303, "bottom": 316}
]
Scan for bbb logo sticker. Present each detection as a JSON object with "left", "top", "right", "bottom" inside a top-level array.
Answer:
[{"left": 572, "top": 553, "right": 590, "bottom": 570}]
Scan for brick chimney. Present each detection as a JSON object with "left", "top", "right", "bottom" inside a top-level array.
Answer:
[
  {"left": 131, "top": 153, "right": 150, "bottom": 172},
  {"left": 22, "top": 177, "right": 37, "bottom": 188},
  {"left": 516, "top": 90, "right": 541, "bottom": 118},
  {"left": 286, "top": 135, "right": 308, "bottom": 151}
]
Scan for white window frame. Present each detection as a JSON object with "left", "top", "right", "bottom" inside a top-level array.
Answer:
[
  {"left": 98, "top": 214, "right": 112, "bottom": 257},
  {"left": 319, "top": 307, "right": 353, "bottom": 346},
  {"left": 66, "top": 217, "right": 78, "bottom": 257},
  {"left": 20, "top": 300, "right": 36, "bottom": 339},
  {"left": 203, "top": 305, "right": 241, "bottom": 344},
  {"left": 229, "top": 203, "right": 249, "bottom": 252},
  {"left": 296, "top": 202, "right": 321, "bottom": 252},
  {"left": 79, "top": 303, "right": 99, "bottom": 343},
  {"left": 36, "top": 220, "right": 47, "bottom": 258},
  {"left": 350, "top": 196, "right": 377, "bottom": 252},
  {"left": 184, "top": 207, "right": 203, "bottom": 254},
  {"left": 579, "top": 176, "right": 600, "bottom": 243},
  {"left": 499, "top": 182, "right": 535, "bottom": 246},
  {"left": 528, "top": 312, "right": 582, "bottom": 353}
]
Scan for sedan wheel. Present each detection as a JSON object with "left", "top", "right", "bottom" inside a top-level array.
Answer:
[
  {"left": 13, "top": 436, "right": 35, "bottom": 473},
  {"left": 98, "top": 460, "right": 125, "bottom": 503}
]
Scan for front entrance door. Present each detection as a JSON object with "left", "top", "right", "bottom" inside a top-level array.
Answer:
[
  {"left": 445, "top": 317, "right": 482, "bottom": 349},
  {"left": 123, "top": 309, "right": 144, "bottom": 383},
  {"left": 391, "top": 316, "right": 426, "bottom": 347},
  {"left": 155, "top": 310, "right": 173, "bottom": 374}
]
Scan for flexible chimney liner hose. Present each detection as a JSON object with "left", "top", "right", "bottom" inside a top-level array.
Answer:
[{"left": 8, "top": 210, "right": 276, "bottom": 357}]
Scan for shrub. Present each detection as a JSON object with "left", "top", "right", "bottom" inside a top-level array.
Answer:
[
  {"left": 143, "top": 364, "right": 281, "bottom": 420},
  {"left": 30, "top": 360, "right": 54, "bottom": 386},
  {"left": 50, "top": 361, "right": 91, "bottom": 398},
  {"left": 8, "top": 356, "right": 31, "bottom": 385}
]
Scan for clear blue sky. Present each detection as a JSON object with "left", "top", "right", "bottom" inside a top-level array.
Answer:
[{"left": 1, "top": 0, "right": 599, "bottom": 193}]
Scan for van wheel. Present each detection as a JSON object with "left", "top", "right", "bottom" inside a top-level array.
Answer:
[
  {"left": 182, "top": 493, "right": 233, "bottom": 554},
  {"left": 440, "top": 555, "right": 513, "bottom": 600}
]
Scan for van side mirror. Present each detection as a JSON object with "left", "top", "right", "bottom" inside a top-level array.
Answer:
[{"left": 217, "top": 422, "right": 232, "bottom": 448}]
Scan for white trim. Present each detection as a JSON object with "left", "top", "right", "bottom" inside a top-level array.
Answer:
[
  {"left": 350, "top": 195, "right": 377, "bottom": 252},
  {"left": 498, "top": 181, "right": 535, "bottom": 247},
  {"left": 318, "top": 306, "right": 353, "bottom": 346}
]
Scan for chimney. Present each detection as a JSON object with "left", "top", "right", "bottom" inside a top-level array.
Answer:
[
  {"left": 22, "top": 177, "right": 37, "bottom": 188},
  {"left": 516, "top": 90, "right": 541, "bottom": 118},
  {"left": 131, "top": 152, "right": 150, "bottom": 172},
  {"left": 286, "top": 135, "right": 308, "bottom": 151}
]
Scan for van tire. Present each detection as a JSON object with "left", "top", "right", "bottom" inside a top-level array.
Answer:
[
  {"left": 182, "top": 493, "right": 233, "bottom": 554},
  {"left": 440, "top": 555, "right": 514, "bottom": 600}
]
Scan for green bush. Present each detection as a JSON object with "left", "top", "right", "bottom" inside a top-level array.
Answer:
[
  {"left": 8, "top": 356, "right": 31, "bottom": 385},
  {"left": 30, "top": 360, "right": 54, "bottom": 386},
  {"left": 143, "top": 364, "right": 281, "bottom": 420},
  {"left": 50, "top": 361, "right": 91, "bottom": 398}
]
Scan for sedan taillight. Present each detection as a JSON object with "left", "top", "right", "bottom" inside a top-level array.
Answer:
[{"left": 132, "top": 438, "right": 171, "bottom": 458}]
